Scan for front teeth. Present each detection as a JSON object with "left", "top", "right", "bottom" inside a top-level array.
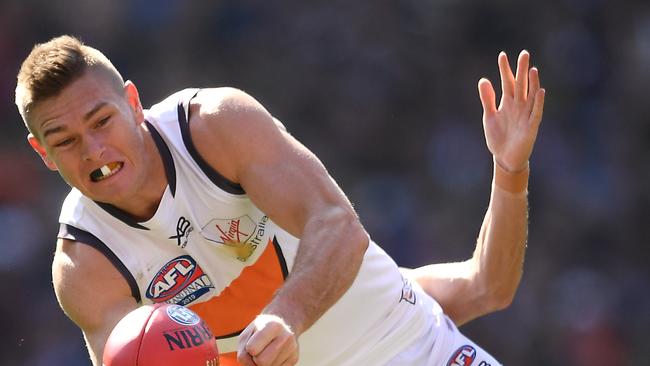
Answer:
[
  {"left": 100, "top": 165, "right": 112, "bottom": 177},
  {"left": 91, "top": 162, "right": 122, "bottom": 182}
]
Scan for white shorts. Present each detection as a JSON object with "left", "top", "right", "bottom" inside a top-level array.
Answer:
[{"left": 385, "top": 290, "right": 502, "bottom": 366}]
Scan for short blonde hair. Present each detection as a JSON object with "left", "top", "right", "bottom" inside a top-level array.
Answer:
[{"left": 15, "top": 35, "right": 124, "bottom": 131}]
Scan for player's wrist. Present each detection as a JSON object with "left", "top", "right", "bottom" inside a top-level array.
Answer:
[
  {"left": 493, "top": 158, "right": 529, "bottom": 194},
  {"left": 262, "top": 300, "right": 306, "bottom": 337}
]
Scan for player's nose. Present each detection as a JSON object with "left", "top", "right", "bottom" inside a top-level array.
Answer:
[{"left": 81, "top": 134, "right": 106, "bottom": 161}]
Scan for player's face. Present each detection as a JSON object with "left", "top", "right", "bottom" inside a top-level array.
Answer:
[{"left": 27, "top": 69, "right": 152, "bottom": 205}]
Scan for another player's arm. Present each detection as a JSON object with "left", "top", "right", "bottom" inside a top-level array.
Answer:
[
  {"left": 406, "top": 50, "right": 545, "bottom": 326},
  {"left": 52, "top": 238, "right": 138, "bottom": 365},
  {"left": 190, "top": 88, "right": 368, "bottom": 366}
]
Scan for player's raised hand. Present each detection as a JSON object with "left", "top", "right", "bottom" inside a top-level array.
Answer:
[
  {"left": 237, "top": 314, "right": 299, "bottom": 366},
  {"left": 478, "top": 50, "right": 545, "bottom": 173}
]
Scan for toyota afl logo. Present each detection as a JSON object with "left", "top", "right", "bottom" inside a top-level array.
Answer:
[
  {"left": 166, "top": 305, "right": 200, "bottom": 326},
  {"left": 146, "top": 255, "right": 214, "bottom": 306}
]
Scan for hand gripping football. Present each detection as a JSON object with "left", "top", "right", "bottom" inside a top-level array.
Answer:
[{"left": 103, "top": 303, "right": 219, "bottom": 366}]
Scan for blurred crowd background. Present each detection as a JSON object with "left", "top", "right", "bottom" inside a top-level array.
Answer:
[{"left": 1, "top": 0, "right": 648, "bottom": 365}]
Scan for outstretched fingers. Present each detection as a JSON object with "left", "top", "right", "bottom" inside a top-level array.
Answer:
[
  {"left": 498, "top": 52, "right": 515, "bottom": 100},
  {"left": 529, "top": 88, "right": 546, "bottom": 130},
  {"left": 526, "top": 67, "right": 541, "bottom": 114},
  {"left": 478, "top": 78, "right": 497, "bottom": 120},
  {"left": 514, "top": 50, "right": 530, "bottom": 103},
  {"left": 528, "top": 67, "right": 540, "bottom": 97}
]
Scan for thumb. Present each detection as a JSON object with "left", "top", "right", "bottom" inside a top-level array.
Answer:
[{"left": 237, "top": 324, "right": 256, "bottom": 366}]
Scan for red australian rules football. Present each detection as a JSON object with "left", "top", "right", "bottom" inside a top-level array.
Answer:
[{"left": 103, "top": 303, "right": 219, "bottom": 366}]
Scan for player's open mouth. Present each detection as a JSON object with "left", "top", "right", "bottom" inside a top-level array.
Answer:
[{"left": 90, "top": 162, "right": 124, "bottom": 182}]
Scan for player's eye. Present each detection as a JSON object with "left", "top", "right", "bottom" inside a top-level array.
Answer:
[
  {"left": 96, "top": 116, "right": 110, "bottom": 128},
  {"left": 54, "top": 137, "right": 75, "bottom": 148}
]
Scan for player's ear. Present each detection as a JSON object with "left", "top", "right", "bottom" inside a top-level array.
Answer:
[
  {"left": 27, "top": 133, "right": 58, "bottom": 171},
  {"left": 124, "top": 80, "right": 144, "bottom": 125}
]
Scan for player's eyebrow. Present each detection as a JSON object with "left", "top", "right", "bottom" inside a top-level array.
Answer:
[
  {"left": 41, "top": 101, "right": 109, "bottom": 140},
  {"left": 42, "top": 125, "right": 66, "bottom": 139},
  {"left": 83, "top": 101, "right": 109, "bottom": 121}
]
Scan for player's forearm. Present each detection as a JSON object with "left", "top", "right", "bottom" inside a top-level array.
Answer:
[
  {"left": 471, "top": 160, "right": 529, "bottom": 310},
  {"left": 263, "top": 206, "right": 368, "bottom": 336}
]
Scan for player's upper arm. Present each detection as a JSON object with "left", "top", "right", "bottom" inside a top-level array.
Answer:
[
  {"left": 188, "top": 88, "right": 363, "bottom": 240},
  {"left": 52, "top": 238, "right": 138, "bottom": 365}
]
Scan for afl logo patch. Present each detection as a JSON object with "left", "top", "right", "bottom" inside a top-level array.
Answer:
[
  {"left": 447, "top": 345, "right": 476, "bottom": 366},
  {"left": 166, "top": 305, "right": 201, "bottom": 326},
  {"left": 146, "top": 255, "right": 214, "bottom": 306}
]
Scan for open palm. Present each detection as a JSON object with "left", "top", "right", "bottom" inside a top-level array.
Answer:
[{"left": 479, "top": 51, "right": 545, "bottom": 173}]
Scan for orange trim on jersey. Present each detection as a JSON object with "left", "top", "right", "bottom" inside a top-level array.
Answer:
[
  {"left": 189, "top": 238, "right": 286, "bottom": 362},
  {"left": 218, "top": 352, "right": 238, "bottom": 366}
]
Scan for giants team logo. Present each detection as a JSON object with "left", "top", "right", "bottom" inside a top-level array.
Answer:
[
  {"left": 146, "top": 255, "right": 214, "bottom": 306},
  {"left": 447, "top": 345, "right": 477, "bottom": 366},
  {"left": 200, "top": 215, "right": 268, "bottom": 261}
]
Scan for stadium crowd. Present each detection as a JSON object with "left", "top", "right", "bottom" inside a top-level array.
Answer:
[{"left": 0, "top": 0, "right": 648, "bottom": 365}]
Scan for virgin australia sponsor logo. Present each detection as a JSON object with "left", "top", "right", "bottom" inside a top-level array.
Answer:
[{"left": 200, "top": 215, "right": 268, "bottom": 262}]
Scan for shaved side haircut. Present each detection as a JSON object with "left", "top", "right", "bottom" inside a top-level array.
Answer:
[{"left": 15, "top": 35, "right": 125, "bottom": 132}]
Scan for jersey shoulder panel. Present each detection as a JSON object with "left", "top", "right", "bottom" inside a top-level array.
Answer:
[{"left": 59, "top": 188, "right": 92, "bottom": 228}]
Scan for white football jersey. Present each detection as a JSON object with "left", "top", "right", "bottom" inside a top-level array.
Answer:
[{"left": 58, "top": 88, "right": 436, "bottom": 365}]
